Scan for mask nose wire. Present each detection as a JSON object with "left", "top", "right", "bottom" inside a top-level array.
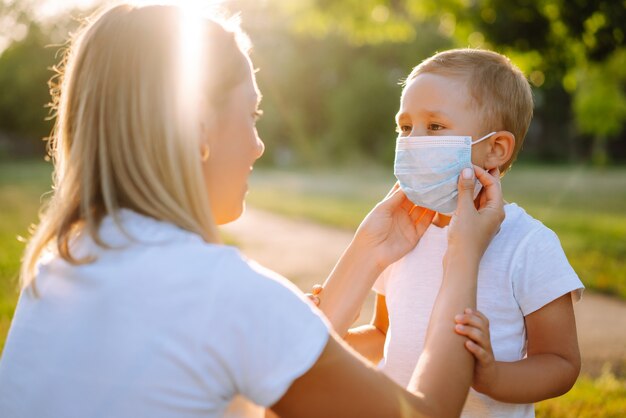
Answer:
[{"left": 471, "top": 131, "right": 497, "bottom": 145}]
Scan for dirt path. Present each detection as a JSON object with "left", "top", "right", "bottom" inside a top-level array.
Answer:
[{"left": 221, "top": 208, "right": 626, "bottom": 377}]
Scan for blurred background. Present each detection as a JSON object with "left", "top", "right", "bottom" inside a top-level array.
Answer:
[{"left": 0, "top": 0, "right": 625, "bottom": 416}]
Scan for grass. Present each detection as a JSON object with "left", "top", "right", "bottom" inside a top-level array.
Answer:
[
  {"left": 536, "top": 366, "right": 626, "bottom": 417},
  {"left": 1, "top": 160, "right": 625, "bottom": 415},
  {"left": 247, "top": 164, "right": 626, "bottom": 300},
  {"left": 0, "top": 159, "right": 53, "bottom": 353}
]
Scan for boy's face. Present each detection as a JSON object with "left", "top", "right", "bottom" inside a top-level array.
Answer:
[{"left": 396, "top": 73, "right": 490, "bottom": 167}]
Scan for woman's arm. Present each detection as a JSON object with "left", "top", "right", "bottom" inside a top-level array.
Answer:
[
  {"left": 271, "top": 166, "right": 505, "bottom": 418},
  {"left": 317, "top": 184, "right": 435, "bottom": 335}
]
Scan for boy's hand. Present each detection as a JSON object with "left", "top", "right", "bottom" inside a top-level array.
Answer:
[
  {"left": 305, "top": 284, "right": 323, "bottom": 307},
  {"left": 306, "top": 285, "right": 360, "bottom": 324},
  {"left": 454, "top": 308, "right": 498, "bottom": 395}
]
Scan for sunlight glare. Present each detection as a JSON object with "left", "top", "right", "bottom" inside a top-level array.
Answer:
[{"left": 176, "top": 1, "right": 207, "bottom": 134}]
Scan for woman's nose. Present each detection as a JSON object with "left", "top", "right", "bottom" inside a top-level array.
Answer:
[{"left": 255, "top": 137, "right": 265, "bottom": 159}]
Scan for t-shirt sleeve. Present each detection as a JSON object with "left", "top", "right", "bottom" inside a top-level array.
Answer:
[
  {"left": 213, "top": 253, "right": 330, "bottom": 408},
  {"left": 512, "top": 226, "right": 584, "bottom": 316}
]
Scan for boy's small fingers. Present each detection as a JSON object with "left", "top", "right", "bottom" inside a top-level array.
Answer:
[
  {"left": 472, "top": 310, "right": 490, "bottom": 325},
  {"left": 466, "top": 341, "right": 491, "bottom": 364},
  {"left": 455, "top": 314, "right": 488, "bottom": 331},
  {"left": 455, "top": 324, "right": 485, "bottom": 343},
  {"left": 305, "top": 294, "right": 320, "bottom": 306}
]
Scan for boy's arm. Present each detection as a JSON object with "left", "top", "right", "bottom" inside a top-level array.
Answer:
[
  {"left": 343, "top": 294, "right": 389, "bottom": 363},
  {"left": 457, "top": 293, "right": 580, "bottom": 403}
]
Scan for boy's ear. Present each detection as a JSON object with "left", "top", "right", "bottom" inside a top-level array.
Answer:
[{"left": 484, "top": 131, "right": 515, "bottom": 170}]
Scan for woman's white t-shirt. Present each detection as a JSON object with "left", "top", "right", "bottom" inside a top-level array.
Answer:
[{"left": 0, "top": 210, "right": 329, "bottom": 418}]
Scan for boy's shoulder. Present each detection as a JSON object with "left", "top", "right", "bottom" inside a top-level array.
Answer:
[
  {"left": 501, "top": 202, "right": 549, "bottom": 237},
  {"left": 495, "top": 203, "right": 563, "bottom": 253}
]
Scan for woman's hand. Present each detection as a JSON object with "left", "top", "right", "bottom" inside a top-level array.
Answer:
[
  {"left": 447, "top": 166, "right": 505, "bottom": 261},
  {"left": 351, "top": 183, "right": 435, "bottom": 270}
]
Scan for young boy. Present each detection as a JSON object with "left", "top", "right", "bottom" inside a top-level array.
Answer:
[{"left": 325, "top": 49, "right": 584, "bottom": 417}]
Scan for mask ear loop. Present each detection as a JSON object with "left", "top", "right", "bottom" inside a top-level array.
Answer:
[{"left": 471, "top": 131, "right": 497, "bottom": 145}]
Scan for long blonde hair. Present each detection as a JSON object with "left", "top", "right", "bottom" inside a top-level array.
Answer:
[{"left": 21, "top": 4, "right": 251, "bottom": 291}]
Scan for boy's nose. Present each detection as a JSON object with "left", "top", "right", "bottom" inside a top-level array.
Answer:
[{"left": 410, "top": 127, "right": 427, "bottom": 136}]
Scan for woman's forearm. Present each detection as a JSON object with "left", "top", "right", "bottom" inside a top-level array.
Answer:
[
  {"left": 408, "top": 247, "right": 480, "bottom": 417},
  {"left": 317, "top": 241, "right": 384, "bottom": 336}
]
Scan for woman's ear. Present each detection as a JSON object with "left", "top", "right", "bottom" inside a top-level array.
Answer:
[{"left": 484, "top": 131, "right": 515, "bottom": 170}]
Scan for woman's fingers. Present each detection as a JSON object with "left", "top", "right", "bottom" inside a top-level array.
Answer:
[
  {"left": 456, "top": 167, "right": 478, "bottom": 213},
  {"left": 384, "top": 182, "right": 401, "bottom": 199},
  {"left": 474, "top": 166, "right": 502, "bottom": 210},
  {"left": 414, "top": 209, "right": 435, "bottom": 236}
]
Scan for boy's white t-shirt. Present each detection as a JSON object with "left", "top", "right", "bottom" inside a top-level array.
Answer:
[
  {"left": 373, "top": 203, "right": 584, "bottom": 418},
  {"left": 0, "top": 210, "right": 329, "bottom": 418}
]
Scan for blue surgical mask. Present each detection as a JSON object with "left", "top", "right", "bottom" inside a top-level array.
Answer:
[{"left": 394, "top": 132, "right": 496, "bottom": 214}]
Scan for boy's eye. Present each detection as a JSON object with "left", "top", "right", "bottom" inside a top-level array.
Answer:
[
  {"left": 428, "top": 123, "right": 445, "bottom": 131},
  {"left": 395, "top": 125, "right": 412, "bottom": 134}
]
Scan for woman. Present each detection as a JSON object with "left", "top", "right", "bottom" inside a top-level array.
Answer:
[{"left": 0, "top": 4, "right": 504, "bottom": 418}]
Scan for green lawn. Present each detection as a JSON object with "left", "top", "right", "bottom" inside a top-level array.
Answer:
[
  {"left": 1, "top": 159, "right": 625, "bottom": 415},
  {"left": 536, "top": 367, "right": 626, "bottom": 417},
  {"left": 247, "top": 164, "right": 626, "bottom": 300},
  {"left": 0, "top": 159, "right": 53, "bottom": 353}
]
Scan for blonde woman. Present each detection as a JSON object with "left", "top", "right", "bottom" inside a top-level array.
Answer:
[{"left": 0, "top": 4, "right": 505, "bottom": 418}]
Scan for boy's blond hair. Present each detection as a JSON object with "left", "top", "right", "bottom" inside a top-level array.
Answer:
[{"left": 406, "top": 48, "right": 533, "bottom": 173}]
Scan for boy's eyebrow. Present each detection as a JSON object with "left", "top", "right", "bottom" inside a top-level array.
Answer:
[
  {"left": 395, "top": 111, "right": 408, "bottom": 123},
  {"left": 421, "top": 109, "right": 450, "bottom": 118},
  {"left": 395, "top": 109, "right": 452, "bottom": 122}
]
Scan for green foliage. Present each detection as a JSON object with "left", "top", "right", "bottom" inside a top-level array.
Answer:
[
  {"left": 0, "top": 22, "right": 56, "bottom": 146},
  {"left": 0, "top": 0, "right": 625, "bottom": 164},
  {"left": 572, "top": 49, "right": 626, "bottom": 165},
  {"left": 537, "top": 368, "right": 626, "bottom": 417},
  {"left": 238, "top": 0, "right": 453, "bottom": 165},
  {"left": 0, "top": 159, "right": 52, "bottom": 352},
  {"left": 260, "top": 0, "right": 626, "bottom": 165}
]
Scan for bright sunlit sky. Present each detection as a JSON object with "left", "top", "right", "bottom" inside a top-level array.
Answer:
[
  {"left": 0, "top": 0, "right": 220, "bottom": 54},
  {"left": 35, "top": 0, "right": 216, "bottom": 19},
  {"left": 34, "top": 0, "right": 100, "bottom": 20}
]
